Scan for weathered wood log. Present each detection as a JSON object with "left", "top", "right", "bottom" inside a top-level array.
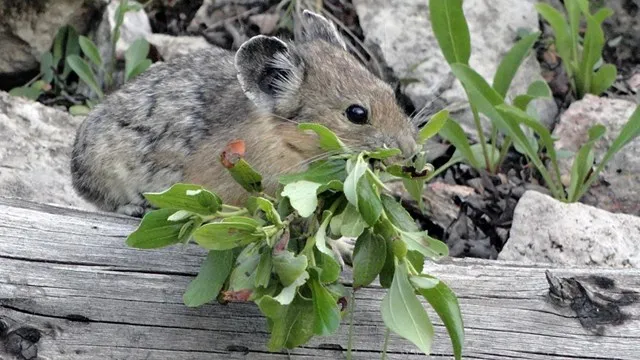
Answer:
[{"left": 0, "top": 197, "right": 639, "bottom": 359}]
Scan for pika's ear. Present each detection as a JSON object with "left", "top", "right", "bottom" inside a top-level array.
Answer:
[
  {"left": 300, "top": 10, "right": 347, "bottom": 50},
  {"left": 235, "top": 35, "right": 304, "bottom": 111}
]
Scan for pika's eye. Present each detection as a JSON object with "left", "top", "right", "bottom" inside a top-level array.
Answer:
[{"left": 345, "top": 104, "right": 368, "bottom": 125}]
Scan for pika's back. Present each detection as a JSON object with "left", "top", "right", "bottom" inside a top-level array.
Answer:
[{"left": 71, "top": 46, "right": 251, "bottom": 214}]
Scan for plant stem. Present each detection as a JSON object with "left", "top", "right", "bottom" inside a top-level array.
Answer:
[
  {"left": 202, "top": 208, "right": 250, "bottom": 222},
  {"left": 425, "top": 158, "right": 457, "bottom": 182},
  {"left": 221, "top": 204, "right": 242, "bottom": 212},
  {"left": 260, "top": 193, "right": 277, "bottom": 202},
  {"left": 217, "top": 209, "right": 249, "bottom": 218},
  {"left": 489, "top": 126, "right": 498, "bottom": 173},
  {"left": 346, "top": 288, "right": 356, "bottom": 360},
  {"left": 470, "top": 105, "right": 491, "bottom": 171},
  {"left": 381, "top": 327, "right": 390, "bottom": 360},
  {"left": 496, "top": 136, "right": 512, "bottom": 171}
]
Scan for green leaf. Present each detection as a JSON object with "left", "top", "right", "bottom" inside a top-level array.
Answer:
[
  {"left": 62, "top": 26, "right": 80, "bottom": 79},
  {"left": 125, "top": 38, "right": 151, "bottom": 81},
  {"left": 125, "top": 59, "right": 152, "bottom": 82},
  {"left": 281, "top": 180, "right": 322, "bottom": 217},
  {"left": 52, "top": 26, "right": 68, "bottom": 66},
  {"left": 353, "top": 230, "right": 387, "bottom": 288},
  {"left": 451, "top": 64, "right": 505, "bottom": 105},
  {"left": 257, "top": 295, "right": 315, "bottom": 351},
  {"left": 9, "top": 86, "right": 41, "bottom": 100},
  {"left": 66, "top": 54, "right": 104, "bottom": 98},
  {"left": 309, "top": 273, "right": 341, "bottom": 336},
  {"left": 193, "top": 222, "right": 261, "bottom": 250},
  {"left": 429, "top": 0, "right": 471, "bottom": 65},
  {"left": 591, "top": 63, "right": 617, "bottom": 95},
  {"left": 69, "top": 104, "right": 91, "bottom": 116},
  {"left": 400, "top": 231, "right": 449, "bottom": 260},
  {"left": 381, "top": 260, "right": 434, "bottom": 355},
  {"left": 418, "top": 109, "right": 449, "bottom": 143},
  {"left": 339, "top": 203, "right": 367, "bottom": 238},
  {"left": 402, "top": 178, "right": 425, "bottom": 207},
  {"left": 311, "top": 211, "right": 341, "bottom": 283},
  {"left": 461, "top": 143, "right": 500, "bottom": 170},
  {"left": 78, "top": 35, "right": 103, "bottom": 68},
  {"left": 228, "top": 242, "right": 261, "bottom": 291},
  {"left": 343, "top": 154, "right": 368, "bottom": 208},
  {"left": 379, "top": 236, "right": 395, "bottom": 288},
  {"left": 567, "top": 124, "right": 605, "bottom": 201},
  {"left": 40, "top": 52, "right": 54, "bottom": 83},
  {"left": 143, "top": 183, "right": 222, "bottom": 215},
  {"left": 513, "top": 80, "right": 552, "bottom": 110},
  {"left": 226, "top": 158, "right": 264, "bottom": 193},
  {"left": 575, "top": 105, "right": 640, "bottom": 201},
  {"left": 578, "top": 15, "right": 605, "bottom": 97},
  {"left": 492, "top": 32, "right": 540, "bottom": 97},
  {"left": 439, "top": 117, "right": 481, "bottom": 168},
  {"left": 273, "top": 271, "right": 309, "bottom": 305},
  {"left": 535, "top": 4, "right": 572, "bottom": 70},
  {"left": 407, "top": 250, "right": 425, "bottom": 274},
  {"left": 298, "top": 123, "right": 347, "bottom": 151},
  {"left": 316, "top": 250, "right": 341, "bottom": 284},
  {"left": 495, "top": 104, "right": 563, "bottom": 197},
  {"left": 273, "top": 251, "right": 308, "bottom": 287},
  {"left": 250, "top": 197, "right": 282, "bottom": 226},
  {"left": 183, "top": 250, "right": 234, "bottom": 307},
  {"left": 412, "top": 275, "right": 465, "bottom": 360},
  {"left": 279, "top": 159, "right": 347, "bottom": 185},
  {"left": 126, "top": 208, "right": 188, "bottom": 249},
  {"left": 255, "top": 248, "right": 273, "bottom": 288},
  {"left": 565, "top": 0, "right": 582, "bottom": 55},
  {"left": 356, "top": 172, "right": 383, "bottom": 226},
  {"left": 592, "top": 7, "right": 614, "bottom": 24},
  {"left": 381, "top": 194, "right": 419, "bottom": 232}
]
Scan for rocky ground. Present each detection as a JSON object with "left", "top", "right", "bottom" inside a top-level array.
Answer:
[{"left": 0, "top": 0, "right": 639, "bottom": 267}]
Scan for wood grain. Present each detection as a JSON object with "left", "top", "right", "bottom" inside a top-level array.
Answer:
[{"left": 0, "top": 197, "right": 639, "bottom": 359}]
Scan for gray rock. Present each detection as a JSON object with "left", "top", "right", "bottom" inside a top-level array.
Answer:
[
  {"left": 105, "top": 0, "right": 152, "bottom": 59},
  {"left": 0, "top": 91, "right": 94, "bottom": 210},
  {"left": 553, "top": 95, "right": 640, "bottom": 215},
  {"left": 0, "top": 0, "right": 107, "bottom": 74},
  {"left": 499, "top": 190, "right": 640, "bottom": 267},
  {"left": 353, "top": 0, "right": 557, "bottom": 136},
  {"left": 146, "top": 34, "right": 216, "bottom": 62}
]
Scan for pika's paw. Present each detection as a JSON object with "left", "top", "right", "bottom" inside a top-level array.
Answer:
[
  {"left": 116, "top": 204, "right": 149, "bottom": 218},
  {"left": 328, "top": 237, "right": 356, "bottom": 268}
]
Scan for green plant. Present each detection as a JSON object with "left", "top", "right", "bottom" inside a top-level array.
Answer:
[
  {"left": 67, "top": 0, "right": 152, "bottom": 114},
  {"left": 9, "top": 25, "right": 81, "bottom": 101},
  {"left": 427, "top": 0, "right": 552, "bottom": 175},
  {"left": 125, "top": 124, "right": 464, "bottom": 358},
  {"left": 9, "top": 0, "right": 151, "bottom": 115},
  {"left": 536, "top": 0, "right": 616, "bottom": 99},
  {"left": 428, "top": 0, "right": 640, "bottom": 203}
]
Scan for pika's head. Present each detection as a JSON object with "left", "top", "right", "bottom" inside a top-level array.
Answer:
[{"left": 235, "top": 10, "right": 418, "bottom": 160}]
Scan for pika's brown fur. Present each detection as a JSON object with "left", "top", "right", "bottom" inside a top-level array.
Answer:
[{"left": 71, "top": 11, "right": 418, "bottom": 216}]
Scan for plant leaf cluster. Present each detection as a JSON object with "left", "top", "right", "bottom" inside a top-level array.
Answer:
[
  {"left": 126, "top": 123, "right": 464, "bottom": 358},
  {"left": 427, "top": 0, "right": 639, "bottom": 203},
  {"left": 536, "top": 0, "right": 616, "bottom": 99},
  {"left": 10, "top": 0, "right": 152, "bottom": 116}
]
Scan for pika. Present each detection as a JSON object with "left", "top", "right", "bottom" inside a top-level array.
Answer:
[{"left": 71, "top": 11, "right": 419, "bottom": 217}]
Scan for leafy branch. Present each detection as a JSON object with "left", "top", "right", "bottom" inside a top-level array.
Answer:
[{"left": 126, "top": 123, "right": 464, "bottom": 358}]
